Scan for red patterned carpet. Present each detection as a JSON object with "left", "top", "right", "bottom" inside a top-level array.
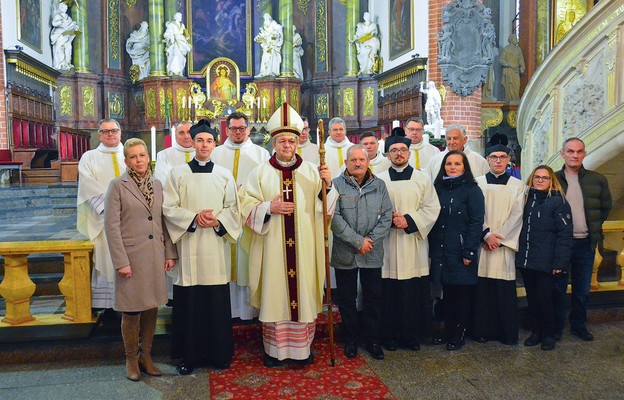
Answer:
[{"left": 209, "top": 319, "right": 395, "bottom": 399}]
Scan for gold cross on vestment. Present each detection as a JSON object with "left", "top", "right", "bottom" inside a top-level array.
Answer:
[
  {"left": 291, "top": 300, "right": 298, "bottom": 309},
  {"left": 286, "top": 238, "right": 295, "bottom": 247},
  {"left": 283, "top": 179, "right": 293, "bottom": 200},
  {"left": 288, "top": 269, "right": 296, "bottom": 278}
]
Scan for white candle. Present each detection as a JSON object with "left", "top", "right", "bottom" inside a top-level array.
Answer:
[
  {"left": 392, "top": 120, "right": 400, "bottom": 128},
  {"left": 170, "top": 126, "right": 175, "bottom": 138},
  {"left": 263, "top": 97, "right": 266, "bottom": 109},
  {"left": 150, "top": 126, "right": 156, "bottom": 160},
  {"left": 194, "top": 99, "right": 199, "bottom": 109},
  {"left": 182, "top": 100, "right": 185, "bottom": 109},
  {"left": 188, "top": 96, "right": 192, "bottom": 109},
  {"left": 257, "top": 97, "right": 260, "bottom": 109}
]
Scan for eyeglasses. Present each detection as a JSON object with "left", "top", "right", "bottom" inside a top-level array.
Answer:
[
  {"left": 99, "top": 128, "right": 120, "bottom": 135},
  {"left": 488, "top": 155, "right": 509, "bottom": 161},
  {"left": 228, "top": 126, "right": 247, "bottom": 133},
  {"left": 533, "top": 175, "right": 551, "bottom": 182},
  {"left": 388, "top": 148, "right": 410, "bottom": 155}
]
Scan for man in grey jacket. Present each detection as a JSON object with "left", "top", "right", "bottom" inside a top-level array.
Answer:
[{"left": 331, "top": 145, "right": 393, "bottom": 360}]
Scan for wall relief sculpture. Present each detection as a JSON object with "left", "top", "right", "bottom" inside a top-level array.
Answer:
[{"left": 437, "top": 0, "right": 496, "bottom": 97}]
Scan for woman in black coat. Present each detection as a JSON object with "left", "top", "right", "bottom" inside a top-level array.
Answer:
[
  {"left": 429, "top": 150, "right": 485, "bottom": 350},
  {"left": 516, "top": 165, "right": 572, "bottom": 351}
]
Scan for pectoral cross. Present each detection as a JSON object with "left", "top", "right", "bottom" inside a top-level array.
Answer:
[{"left": 283, "top": 178, "right": 293, "bottom": 200}]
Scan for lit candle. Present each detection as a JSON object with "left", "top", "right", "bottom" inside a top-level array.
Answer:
[{"left": 150, "top": 126, "right": 156, "bottom": 160}]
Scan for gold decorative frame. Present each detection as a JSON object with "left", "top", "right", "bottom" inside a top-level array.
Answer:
[
  {"left": 205, "top": 58, "right": 240, "bottom": 101},
  {"left": 551, "top": 0, "right": 588, "bottom": 47}
]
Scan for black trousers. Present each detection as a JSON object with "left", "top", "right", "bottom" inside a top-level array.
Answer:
[
  {"left": 473, "top": 277, "right": 518, "bottom": 342},
  {"left": 521, "top": 268, "right": 556, "bottom": 338},
  {"left": 442, "top": 284, "right": 476, "bottom": 337},
  {"left": 334, "top": 267, "right": 382, "bottom": 345},
  {"left": 381, "top": 276, "right": 432, "bottom": 342}
]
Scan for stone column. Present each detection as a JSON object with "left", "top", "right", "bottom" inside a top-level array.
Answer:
[
  {"left": 279, "top": 0, "right": 294, "bottom": 77},
  {"left": 344, "top": 0, "right": 359, "bottom": 76},
  {"left": 164, "top": 0, "right": 177, "bottom": 26},
  {"left": 148, "top": 0, "right": 166, "bottom": 77},
  {"left": 72, "top": 2, "right": 89, "bottom": 73}
]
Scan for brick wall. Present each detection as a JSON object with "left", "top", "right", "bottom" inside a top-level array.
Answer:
[
  {"left": 429, "top": 0, "right": 483, "bottom": 140},
  {"left": 0, "top": 5, "right": 7, "bottom": 149}
]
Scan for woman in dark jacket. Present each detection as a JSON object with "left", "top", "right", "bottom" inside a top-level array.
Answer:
[
  {"left": 516, "top": 165, "right": 572, "bottom": 351},
  {"left": 429, "top": 150, "right": 485, "bottom": 350}
]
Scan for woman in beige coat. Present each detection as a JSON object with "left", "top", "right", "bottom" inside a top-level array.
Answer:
[{"left": 105, "top": 138, "right": 177, "bottom": 381}]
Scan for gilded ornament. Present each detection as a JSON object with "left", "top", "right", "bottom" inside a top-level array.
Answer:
[
  {"left": 506, "top": 110, "right": 518, "bottom": 128},
  {"left": 344, "top": 88, "right": 354, "bottom": 117},
  {"left": 108, "top": 1, "right": 120, "bottom": 62},
  {"left": 134, "top": 92, "right": 145, "bottom": 112},
  {"left": 82, "top": 85, "right": 95, "bottom": 117},
  {"left": 190, "top": 82, "right": 206, "bottom": 108},
  {"left": 315, "top": 94, "right": 328, "bottom": 118},
  {"left": 160, "top": 88, "right": 166, "bottom": 117},
  {"left": 290, "top": 89, "right": 299, "bottom": 111},
  {"left": 60, "top": 85, "right": 72, "bottom": 116},
  {"left": 129, "top": 65, "right": 140, "bottom": 84},
  {"left": 147, "top": 88, "right": 156, "bottom": 118},
  {"left": 126, "top": 0, "right": 137, "bottom": 7},
  {"left": 176, "top": 88, "right": 186, "bottom": 119},
  {"left": 480, "top": 107, "right": 503, "bottom": 131},
  {"left": 363, "top": 87, "right": 374, "bottom": 116},
  {"left": 298, "top": 0, "right": 310, "bottom": 15},
  {"left": 109, "top": 93, "right": 123, "bottom": 117},
  {"left": 316, "top": 1, "right": 327, "bottom": 64}
]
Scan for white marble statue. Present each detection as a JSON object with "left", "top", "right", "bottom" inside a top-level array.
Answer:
[
  {"left": 254, "top": 13, "right": 283, "bottom": 78},
  {"left": 50, "top": 3, "right": 79, "bottom": 71},
  {"left": 126, "top": 21, "right": 150, "bottom": 80},
  {"left": 163, "top": 12, "right": 192, "bottom": 76},
  {"left": 420, "top": 81, "right": 444, "bottom": 138},
  {"left": 352, "top": 12, "right": 380, "bottom": 75},
  {"left": 293, "top": 25, "right": 304, "bottom": 80}
]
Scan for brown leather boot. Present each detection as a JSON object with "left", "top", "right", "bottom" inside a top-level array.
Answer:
[
  {"left": 138, "top": 308, "right": 162, "bottom": 376},
  {"left": 121, "top": 313, "right": 141, "bottom": 381}
]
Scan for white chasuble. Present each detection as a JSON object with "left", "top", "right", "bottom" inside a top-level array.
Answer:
[
  {"left": 378, "top": 168, "right": 441, "bottom": 280},
  {"left": 77, "top": 143, "right": 125, "bottom": 283},
  {"left": 323, "top": 137, "right": 353, "bottom": 179},
  {"left": 409, "top": 141, "right": 440, "bottom": 170},
  {"left": 476, "top": 174, "right": 525, "bottom": 281},
  {"left": 369, "top": 152, "right": 391, "bottom": 175},
  {"left": 240, "top": 156, "right": 337, "bottom": 323},
  {"left": 163, "top": 163, "right": 242, "bottom": 286},
  {"left": 297, "top": 140, "right": 320, "bottom": 165}
]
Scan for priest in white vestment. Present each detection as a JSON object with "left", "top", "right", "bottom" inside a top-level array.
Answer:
[
  {"left": 154, "top": 122, "right": 195, "bottom": 184},
  {"left": 77, "top": 119, "right": 126, "bottom": 310},
  {"left": 211, "top": 112, "right": 270, "bottom": 320},
  {"left": 360, "top": 131, "right": 390, "bottom": 175},
  {"left": 163, "top": 120, "right": 242, "bottom": 374},
  {"left": 377, "top": 135, "right": 440, "bottom": 351},
  {"left": 154, "top": 121, "right": 195, "bottom": 299},
  {"left": 473, "top": 144, "right": 525, "bottom": 345},
  {"left": 239, "top": 103, "right": 337, "bottom": 367},
  {"left": 324, "top": 117, "right": 353, "bottom": 178},
  {"left": 404, "top": 117, "right": 440, "bottom": 170},
  {"left": 297, "top": 117, "right": 320, "bottom": 164},
  {"left": 425, "top": 124, "right": 489, "bottom": 180}
]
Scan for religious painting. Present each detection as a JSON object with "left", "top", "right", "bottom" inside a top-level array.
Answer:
[
  {"left": 17, "top": 0, "right": 42, "bottom": 52},
  {"left": 207, "top": 58, "right": 240, "bottom": 100},
  {"left": 551, "top": 0, "right": 587, "bottom": 47},
  {"left": 389, "top": 0, "right": 413, "bottom": 60},
  {"left": 187, "top": 0, "right": 252, "bottom": 76}
]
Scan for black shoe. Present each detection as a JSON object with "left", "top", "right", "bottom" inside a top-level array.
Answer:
[
  {"left": 344, "top": 342, "right": 358, "bottom": 358},
  {"left": 383, "top": 340, "right": 398, "bottom": 351},
  {"left": 524, "top": 333, "right": 541, "bottom": 347},
  {"left": 541, "top": 337, "right": 555, "bottom": 350},
  {"left": 366, "top": 343, "right": 385, "bottom": 360},
  {"left": 446, "top": 326, "right": 466, "bottom": 351},
  {"left": 176, "top": 363, "right": 193, "bottom": 375},
  {"left": 553, "top": 331, "right": 562, "bottom": 341},
  {"left": 445, "top": 339, "right": 465, "bottom": 351},
  {"left": 473, "top": 336, "right": 488, "bottom": 343},
  {"left": 501, "top": 338, "right": 518, "bottom": 346},
  {"left": 263, "top": 354, "right": 281, "bottom": 367},
  {"left": 402, "top": 339, "right": 420, "bottom": 351},
  {"left": 431, "top": 336, "right": 445, "bottom": 345},
  {"left": 570, "top": 327, "right": 594, "bottom": 341}
]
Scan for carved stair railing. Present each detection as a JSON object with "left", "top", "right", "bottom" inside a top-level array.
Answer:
[{"left": 518, "top": 0, "right": 624, "bottom": 178}]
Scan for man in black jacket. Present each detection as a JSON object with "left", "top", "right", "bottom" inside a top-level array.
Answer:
[{"left": 554, "top": 138, "right": 611, "bottom": 341}]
